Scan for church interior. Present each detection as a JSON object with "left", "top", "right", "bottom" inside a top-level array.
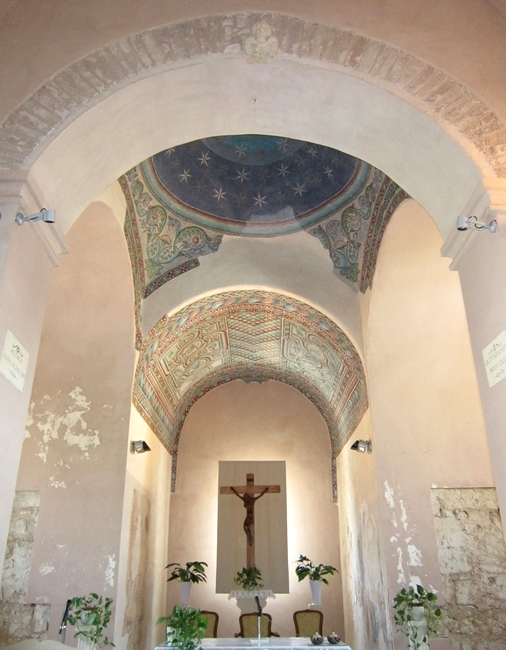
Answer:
[{"left": 1, "top": 3, "right": 506, "bottom": 650}]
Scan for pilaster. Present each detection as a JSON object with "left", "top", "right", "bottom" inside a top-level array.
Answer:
[{"left": 0, "top": 170, "right": 67, "bottom": 574}]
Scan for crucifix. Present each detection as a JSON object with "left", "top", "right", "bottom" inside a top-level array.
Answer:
[{"left": 220, "top": 473, "right": 280, "bottom": 568}]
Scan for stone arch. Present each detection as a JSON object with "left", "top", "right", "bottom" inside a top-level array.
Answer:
[{"left": 1, "top": 13, "right": 503, "bottom": 178}]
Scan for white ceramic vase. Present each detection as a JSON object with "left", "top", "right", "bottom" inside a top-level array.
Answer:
[
  {"left": 180, "top": 581, "right": 192, "bottom": 607},
  {"left": 309, "top": 579, "right": 322, "bottom": 605}
]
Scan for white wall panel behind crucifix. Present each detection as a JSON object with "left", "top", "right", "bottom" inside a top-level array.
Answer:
[{"left": 217, "top": 461, "right": 288, "bottom": 593}]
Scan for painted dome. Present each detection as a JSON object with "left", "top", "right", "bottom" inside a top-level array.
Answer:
[{"left": 142, "top": 135, "right": 368, "bottom": 236}]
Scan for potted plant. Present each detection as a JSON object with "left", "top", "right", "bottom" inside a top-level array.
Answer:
[
  {"left": 67, "top": 593, "right": 115, "bottom": 649},
  {"left": 295, "top": 555, "right": 338, "bottom": 605},
  {"left": 157, "top": 605, "right": 208, "bottom": 650},
  {"left": 393, "top": 584, "right": 442, "bottom": 650},
  {"left": 165, "top": 561, "right": 208, "bottom": 607},
  {"left": 234, "top": 566, "right": 263, "bottom": 590}
]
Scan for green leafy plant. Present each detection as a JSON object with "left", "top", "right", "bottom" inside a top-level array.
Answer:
[
  {"left": 234, "top": 566, "right": 264, "bottom": 590},
  {"left": 165, "top": 561, "right": 208, "bottom": 583},
  {"left": 67, "top": 593, "right": 115, "bottom": 648},
  {"left": 294, "top": 555, "right": 338, "bottom": 584},
  {"left": 393, "top": 584, "right": 442, "bottom": 650},
  {"left": 157, "top": 605, "right": 208, "bottom": 650}
]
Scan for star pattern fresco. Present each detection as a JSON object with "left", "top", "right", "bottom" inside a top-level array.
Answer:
[{"left": 149, "top": 135, "right": 362, "bottom": 228}]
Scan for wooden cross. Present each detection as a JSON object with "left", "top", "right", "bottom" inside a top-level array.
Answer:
[{"left": 220, "top": 473, "right": 280, "bottom": 568}]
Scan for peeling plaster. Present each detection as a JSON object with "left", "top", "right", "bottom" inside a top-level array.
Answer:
[
  {"left": 407, "top": 545, "right": 423, "bottom": 567},
  {"left": 48, "top": 476, "right": 66, "bottom": 489},
  {"left": 26, "top": 386, "right": 102, "bottom": 463},
  {"left": 399, "top": 499, "right": 408, "bottom": 532},
  {"left": 38, "top": 564, "right": 55, "bottom": 576},
  {"left": 409, "top": 575, "right": 422, "bottom": 588},
  {"left": 384, "top": 482, "right": 425, "bottom": 585},
  {"left": 104, "top": 554, "right": 116, "bottom": 587},
  {"left": 396, "top": 547, "right": 405, "bottom": 584}
]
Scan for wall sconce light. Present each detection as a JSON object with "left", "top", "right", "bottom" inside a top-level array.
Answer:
[
  {"left": 15, "top": 208, "right": 56, "bottom": 225},
  {"left": 130, "top": 440, "right": 151, "bottom": 454},
  {"left": 350, "top": 439, "right": 372, "bottom": 454},
  {"left": 457, "top": 215, "right": 497, "bottom": 233}
]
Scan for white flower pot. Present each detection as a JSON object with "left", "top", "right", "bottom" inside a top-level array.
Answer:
[
  {"left": 407, "top": 608, "right": 428, "bottom": 650},
  {"left": 309, "top": 579, "right": 322, "bottom": 605},
  {"left": 180, "top": 581, "right": 192, "bottom": 607}
]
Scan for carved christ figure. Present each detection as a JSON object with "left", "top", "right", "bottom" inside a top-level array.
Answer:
[
  {"left": 230, "top": 485, "right": 268, "bottom": 546},
  {"left": 220, "top": 473, "right": 280, "bottom": 568}
]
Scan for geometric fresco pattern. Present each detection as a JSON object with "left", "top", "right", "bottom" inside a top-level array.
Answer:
[
  {"left": 119, "top": 136, "right": 408, "bottom": 350},
  {"left": 133, "top": 290, "right": 368, "bottom": 500}
]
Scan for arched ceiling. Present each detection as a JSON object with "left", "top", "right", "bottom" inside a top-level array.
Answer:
[
  {"left": 133, "top": 289, "right": 368, "bottom": 497},
  {"left": 120, "top": 135, "right": 407, "bottom": 349}
]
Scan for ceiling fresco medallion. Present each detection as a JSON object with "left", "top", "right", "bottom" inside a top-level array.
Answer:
[{"left": 133, "top": 290, "right": 368, "bottom": 500}]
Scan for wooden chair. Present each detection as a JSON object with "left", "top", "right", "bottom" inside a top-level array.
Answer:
[
  {"left": 236, "top": 613, "right": 280, "bottom": 637},
  {"left": 293, "top": 609, "right": 324, "bottom": 637},
  {"left": 200, "top": 610, "right": 219, "bottom": 638}
]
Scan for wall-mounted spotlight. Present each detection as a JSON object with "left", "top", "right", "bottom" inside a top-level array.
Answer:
[
  {"left": 130, "top": 440, "right": 151, "bottom": 454},
  {"left": 350, "top": 439, "right": 372, "bottom": 454},
  {"left": 457, "top": 215, "right": 497, "bottom": 233},
  {"left": 15, "top": 208, "right": 55, "bottom": 226}
]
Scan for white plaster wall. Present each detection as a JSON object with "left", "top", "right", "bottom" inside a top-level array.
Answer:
[
  {"left": 114, "top": 405, "right": 172, "bottom": 650},
  {"left": 365, "top": 199, "right": 494, "bottom": 649},
  {"left": 168, "top": 380, "right": 343, "bottom": 640},
  {"left": 458, "top": 230, "right": 506, "bottom": 540},
  {"left": 14, "top": 200, "right": 136, "bottom": 644},
  {"left": 0, "top": 222, "right": 53, "bottom": 574}
]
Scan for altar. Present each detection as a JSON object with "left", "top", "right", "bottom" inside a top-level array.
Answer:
[{"left": 155, "top": 638, "right": 352, "bottom": 650}]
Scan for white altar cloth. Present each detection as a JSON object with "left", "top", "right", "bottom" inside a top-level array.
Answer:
[{"left": 155, "top": 638, "right": 352, "bottom": 650}]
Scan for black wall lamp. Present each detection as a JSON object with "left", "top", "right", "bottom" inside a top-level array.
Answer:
[
  {"left": 350, "top": 439, "right": 372, "bottom": 454},
  {"left": 130, "top": 440, "right": 151, "bottom": 454}
]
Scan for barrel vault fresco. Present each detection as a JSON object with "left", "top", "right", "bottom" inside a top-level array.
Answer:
[{"left": 133, "top": 290, "right": 368, "bottom": 500}]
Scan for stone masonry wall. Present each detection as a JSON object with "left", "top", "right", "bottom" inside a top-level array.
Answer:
[
  {"left": 0, "top": 491, "right": 50, "bottom": 645},
  {"left": 431, "top": 488, "right": 506, "bottom": 650}
]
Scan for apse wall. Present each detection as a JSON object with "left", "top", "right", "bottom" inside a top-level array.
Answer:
[
  {"left": 10, "top": 201, "right": 136, "bottom": 644},
  {"left": 167, "top": 380, "right": 344, "bottom": 639},
  {"left": 365, "top": 200, "right": 495, "bottom": 648}
]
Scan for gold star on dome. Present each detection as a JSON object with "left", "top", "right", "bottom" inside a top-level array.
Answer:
[
  {"left": 253, "top": 193, "right": 267, "bottom": 208},
  {"left": 213, "top": 187, "right": 227, "bottom": 201}
]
